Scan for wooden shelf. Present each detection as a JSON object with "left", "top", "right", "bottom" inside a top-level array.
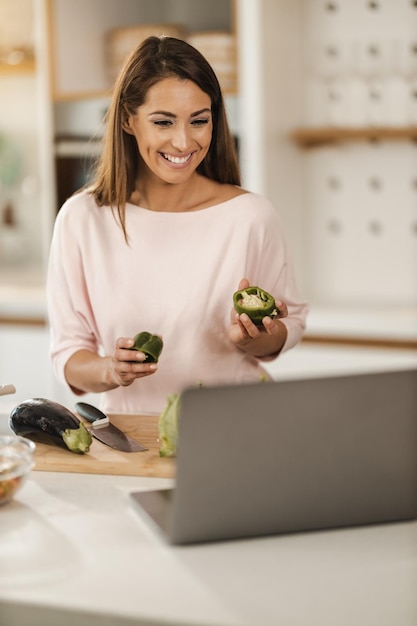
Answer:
[
  {"left": 290, "top": 126, "right": 417, "bottom": 148},
  {"left": 0, "top": 59, "right": 36, "bottom": 75},
  {"left": 302, "top": 334, "right": 417, "bottom": 351}
]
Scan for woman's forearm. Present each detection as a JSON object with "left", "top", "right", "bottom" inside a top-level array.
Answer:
[{"left": 64, "top": 350, "right": 118, "bottom": 394}]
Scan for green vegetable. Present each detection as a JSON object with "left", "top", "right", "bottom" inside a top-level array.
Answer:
[
  {"left": 158, "top": 393, "right": 180, "bottom": 458},
  {"left": 62, "top": 423, "right": 92, "bottom": 453},
  {"left": 129, "top": 331, "right": 163, "bottom": 363},
  {"left": 233, "top": 285, "right": 278, "bottom": 326},
  {"left": 158, "top": 383, "right": 203, "bottom": 457},
  {"left": 9, "top": 398, "right": 92, "bottom": 454}
]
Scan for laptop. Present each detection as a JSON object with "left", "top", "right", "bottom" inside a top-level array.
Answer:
[{"left": 130, "top": 368, "right": 417, "bottom": 545}]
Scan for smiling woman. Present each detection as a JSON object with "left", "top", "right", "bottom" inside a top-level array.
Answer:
[{"left": 46, "top": 36, "right": 308, "bottom": 416}]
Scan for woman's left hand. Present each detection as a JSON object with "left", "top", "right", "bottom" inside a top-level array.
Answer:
[{"left": 228, "top": 278, "right": 288, "bottom": 358}]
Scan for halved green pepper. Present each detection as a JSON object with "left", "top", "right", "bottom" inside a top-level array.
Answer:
[
  {"left": 233, "top": 286, "right": 278, "bottom": 326},
  {"left": 129, "top": 331, "right": 163, "bottom": 363}
]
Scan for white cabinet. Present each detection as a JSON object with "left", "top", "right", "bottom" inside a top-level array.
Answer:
[
  {"left": 0, "top": 325, "right": 53, "bottom": 411},
  {"left": 0, "top": 324, "right": 99, "bottom": 414}
]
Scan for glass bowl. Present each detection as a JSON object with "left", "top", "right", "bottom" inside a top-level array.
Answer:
[{"left": 0, "top": 435, "right": 36, "bottom": 506}]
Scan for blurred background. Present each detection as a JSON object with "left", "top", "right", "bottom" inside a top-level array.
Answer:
[{"left": 0, "top": 0, "right": 416, "bottom": 410}]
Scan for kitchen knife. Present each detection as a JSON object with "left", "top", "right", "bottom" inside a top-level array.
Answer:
[{"left": 75, "top": 402, "right": 148, "bottom": 452}]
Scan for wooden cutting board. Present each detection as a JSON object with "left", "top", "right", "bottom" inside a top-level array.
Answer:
[{"left": 33, "top": 414, "right": 175, "bottom": 478}]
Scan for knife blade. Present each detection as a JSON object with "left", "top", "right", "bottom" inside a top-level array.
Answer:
[{"left": 75, "top": 402, "right": 148, "bottom": 452}]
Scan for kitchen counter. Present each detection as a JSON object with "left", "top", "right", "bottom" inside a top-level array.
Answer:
[
  {"left": 1, "top": 471, "right": 417, "bottom": 626},
  {"left": 0, "top": 285, "right": 46, "bottom": 322},
  {"left": 305, "top": 304, "right": 417, "bottom": 347},
  {"left": 1, "top": 418, "right": 417, "bottom": 626}
]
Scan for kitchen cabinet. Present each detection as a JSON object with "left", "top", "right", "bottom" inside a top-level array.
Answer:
[
  {"left": 0, "top": 59, "right": 35, "bottom": 75},
  {"left": 237, "top": 0, "right": 417, "bottom": 348},
  {"left": 47, "top": 0, "right": 235, "bottom": 101},
  {"left": 0, "top": 0, "right": 35, "bottom": 75},
  {"left": 0, "top": 322, "right": 100, "bottom": 414},
  {"left": 0, "top": 324, "right": 54, "bottom": 408}
]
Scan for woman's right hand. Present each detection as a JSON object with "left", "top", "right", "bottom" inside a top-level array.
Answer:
[{"left": 109, "top": 337, "right": 158, "bottom": 387}]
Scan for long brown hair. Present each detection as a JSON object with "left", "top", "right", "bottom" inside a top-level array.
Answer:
[{"left": 90, "top": 36, "right": 241, "bottom": 239}]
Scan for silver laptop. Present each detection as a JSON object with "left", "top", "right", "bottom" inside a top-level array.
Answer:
[{"left": 130, "top": 368, "right": 417, "bottom": 545}]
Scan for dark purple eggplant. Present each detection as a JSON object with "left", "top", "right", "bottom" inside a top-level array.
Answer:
[{"left": 9, "top": 398, "right": 92, "bottom": 454}]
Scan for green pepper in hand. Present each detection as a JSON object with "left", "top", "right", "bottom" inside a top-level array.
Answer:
[
  {"left": 129, "top": 331, "right": 163, "bottom": 363},
  {"left": 233, "top": 286, "right": 278, "bottom": 326}
]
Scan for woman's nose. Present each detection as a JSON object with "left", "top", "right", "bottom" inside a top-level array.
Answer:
[{"left": 170, "top": 125, "right": 190, "bottom": 152}]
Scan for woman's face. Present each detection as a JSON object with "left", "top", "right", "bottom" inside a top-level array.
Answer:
[{"left": 124, "top": 76, "right": 213, "bottom": 184}]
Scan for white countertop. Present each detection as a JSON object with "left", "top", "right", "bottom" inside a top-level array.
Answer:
[
  {"left": 2, "top": 471, "right": 417, "bottom": 626},
  {"left": 0, "top": 284, "right": 46, "bottom": 319},
  {"left": 1, "top": 464, "right": 417, "bottom": 625},
  {"left": 263, "top": 341, "right": 417, "bottom": 381},
  {"left": 305, "top": 304, "right": 417, "bottom": 343}
]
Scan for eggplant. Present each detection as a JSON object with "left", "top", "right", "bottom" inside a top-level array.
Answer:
[{"left": 9, "top": 398, "right": 92, "bottom": 454}]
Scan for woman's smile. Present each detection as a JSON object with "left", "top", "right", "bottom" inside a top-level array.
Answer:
[{"left": 160, "top": 151, "right": 194, "bottom": 166}]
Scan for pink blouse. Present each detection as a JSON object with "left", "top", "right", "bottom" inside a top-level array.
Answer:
[{"left": 47, "top": 190, "right": 308, "bottom": 415}]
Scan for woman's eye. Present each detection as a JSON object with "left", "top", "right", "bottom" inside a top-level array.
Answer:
[
  {"left": 152, "top": 118, "right": 210, "bottom": 127},
  {"left": 154, "top": 120, "right": 173, "bottom": 127}
]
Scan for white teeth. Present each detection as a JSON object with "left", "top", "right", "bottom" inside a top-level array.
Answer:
[{"left": 163, "top": 153, "right": 191, "bottom": 164}]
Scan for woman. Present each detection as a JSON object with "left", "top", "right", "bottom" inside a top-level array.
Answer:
[{"left": 47, "top": 36, "right": 308, "bottom": 415}]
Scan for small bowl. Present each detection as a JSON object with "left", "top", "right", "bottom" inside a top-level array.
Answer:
[{"left": 0, "top": 435, "right": 36, "bottom": 506}]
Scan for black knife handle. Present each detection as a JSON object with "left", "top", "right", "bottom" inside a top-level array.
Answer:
[{"left": 75, "top": 402, "right": 109, "bottom": 425}]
